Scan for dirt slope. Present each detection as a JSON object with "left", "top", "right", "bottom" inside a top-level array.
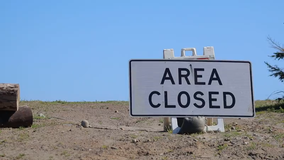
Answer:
[{"left": 0, "top": 101, "right": 283, "bottom": 160}]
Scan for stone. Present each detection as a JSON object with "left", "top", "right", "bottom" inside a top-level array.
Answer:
[
  {"left": 39, "top": 113, "right": 46, "bottom": 118},
  {"left": 81, "top": 120, "right": 90, "bottom": 128},
  {"left": 132, "top": 139, "right": 138, "bottom": 143},
  {"left": 243, "top": 141, "right": 249, "bottom": 145},
  {"left": 178, "top": 117, "right": 206, "bottom": 134},
  {"left": 111, "top": 146, "right": 118, "bottom": 149}
]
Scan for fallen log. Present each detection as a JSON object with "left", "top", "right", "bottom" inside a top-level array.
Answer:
[
  {"left": 0, "top": 106, "right": 33, "bottom": 128},
  {"left": 0, "top": 83, "right": 20, "bottom": 111}
]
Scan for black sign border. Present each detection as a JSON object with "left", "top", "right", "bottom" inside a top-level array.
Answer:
[{"left": 129, "top": 59, "right": 255, "bottom": 118}]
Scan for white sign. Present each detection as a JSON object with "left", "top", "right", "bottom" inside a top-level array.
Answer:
[{"left": 129, "top": 60, "right": 255, "bottom": 117}]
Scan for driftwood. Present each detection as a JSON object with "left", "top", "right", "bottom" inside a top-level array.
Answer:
[
  {"left": 0, "top": 83, "right": 20, "bottom": 111},
  {"left": 0, "top": 106, "right": 33, "bottom": 128}
]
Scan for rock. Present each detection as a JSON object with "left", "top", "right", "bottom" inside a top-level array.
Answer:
[
  {"left": 132, "top": 139, "right": 138, "bottom": 143},
  {"left": 115, "top": 110, "right": 118, "bottom": 113},
  {"left": 232, "top": 122, "right": 238, "bottom": 126},
  {"left": 224, "top": 138, "right": 230, "bottom": 141},
  {"left": 243, "top": 141, "right": 249, "bottom": 145},
  {"left": 231, "top": 126, "right": 236, "bottom": 130},
  {"left": 39, "top": 113, "right": 46, "bottom": 118},
  {"left": 81, "top": 120, "right": 91, "bottom": 128},
  {"left": 111, "top": 146, "right": 118, "bottom": 149},
  {"left": 178, "top": 117, "right": 206, "bottom": 134}
]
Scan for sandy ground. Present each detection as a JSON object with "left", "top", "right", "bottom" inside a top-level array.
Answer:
[{"left": 0, "top": 101, "right": 284, "bottom": 160}]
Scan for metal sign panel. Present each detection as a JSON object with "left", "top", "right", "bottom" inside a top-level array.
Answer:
[{"left": 129, "top": 59, "right": 255, "bottom": 117}]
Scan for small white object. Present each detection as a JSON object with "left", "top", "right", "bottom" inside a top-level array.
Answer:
[
  {"left": 39, "top": 113, "right": 46, "bottom": 118},
  {"left": 181, "top": 48, "right": 197, "bottom": 56},
  {"left": 205, "top": 118, "right": 225, "bottom": 132}
]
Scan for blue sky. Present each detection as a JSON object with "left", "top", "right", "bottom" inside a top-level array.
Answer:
[{"left": 1, "top": 0, "right": 283, "bottom": 101}]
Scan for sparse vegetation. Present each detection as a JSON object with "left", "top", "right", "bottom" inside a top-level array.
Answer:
[
  {"left": 162, "top": 156, "right": 168, "bottom": 160},
  {"left": 31, "top": 124, "right": 45, "bottom": 129},
  {"left": 130, "top": 134, "right": 138, "bottom": 138},
  {"left": 102, "top": 145, "right": 108, "bottom": 149},
  {"left": 110, "top": 117, "right": 120, "bottom": 120},
  {"left": 223, "top": 131, "right": 241, "bottom": 138},
  {"left": 0, "top": 140, "right": 6, "bottom": 145},
  {"left": 188, "top": 131, "right": 204, "bottom": 137},
  {"left": 246, "top": 142, "right": 257, "bottom": 151},
  {"left": 273, "top": 133, "right": 284, "bottom": 141},
  {"left": 167, "top": 129, "right": 173, "bottom": 134},
  {"left": 153, "top": 136, "right": 161, "bottom": 141},
  {"left": 33, "top": 115, "right": 48, "bottom": 120},
  {"left": 260, "top": 142, "right": 275, "bottom": 148},
  {"left": 60, "top": 151, "right": 70, "bottom": 157},
  {"left": 217, "top": 143, "right": 228, "bottom": 151},
  {"left": 255, "top": 100, "right": 284, "bottom": 113},
  {"left": 17, "top": 133, "right": 29, "bottom": 142},
  {"left": 18, "top": 126, "right": 25, "bottom": 130},
  {"left": 15, "top": 153, "right": 25, "bottom": 159},
  {"left": 243, "top": 132, "right": 254, "bottom": 140}
]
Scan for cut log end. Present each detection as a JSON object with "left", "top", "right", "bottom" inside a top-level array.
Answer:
[
  {"left": 0, "top": 83, "right": 20, "bottom": 111},
  {"left": 0, "top": 106, "right": 33, "bottom": 128}
]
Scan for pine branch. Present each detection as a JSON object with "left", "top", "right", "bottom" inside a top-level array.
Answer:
[
  {"left": 271, "top": 52, "right": 284, "bottom": 60},
  {"left": 265, "top": 62, "right": 284, "bottom": 82}
]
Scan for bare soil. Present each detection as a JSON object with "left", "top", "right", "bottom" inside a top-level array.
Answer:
[{"left": 0, "top": 101, "right": 284, "bottom": 160}]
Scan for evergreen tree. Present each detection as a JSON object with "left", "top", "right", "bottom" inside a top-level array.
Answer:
[{"left": 264, "top": 37, "right": 284, "bottom": 100}]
